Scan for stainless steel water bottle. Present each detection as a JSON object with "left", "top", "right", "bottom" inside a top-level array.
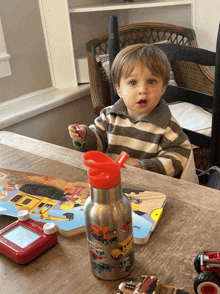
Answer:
[{"left": 83, "top": 151, "right": 134, "bottom": 280}]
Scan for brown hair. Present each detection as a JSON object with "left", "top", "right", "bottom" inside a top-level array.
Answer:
[{"left": 111, "top": 44, "right": 170, "bottom": 86}]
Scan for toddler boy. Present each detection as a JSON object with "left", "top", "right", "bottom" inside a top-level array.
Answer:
[{"left": 68, "top": 44, "right": 191, "bottom": 177}]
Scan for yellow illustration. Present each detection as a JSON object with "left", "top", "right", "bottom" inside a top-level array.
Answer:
[
  {"left": 111, "top": 234, "right": 133, "bottom": 259},
  {"left": 130, "top": 202, "right": 140, "bottom": 211},
  {"left": 126, "top": 191, "right": 166, "bottom": 214},
  {"left": 0, "top": 191, "right": 8, "bottom": 199},
  {"left": 8, "top": 193, "right": 69, "bottom": 221},
  {"left": 60, "top": 197, "right": 81, "bottom": 210},
  {"left": 150, "top": 208, "right": 163, "bottom": 222}
]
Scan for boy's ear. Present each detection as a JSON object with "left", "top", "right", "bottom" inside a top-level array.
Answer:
[
  {"left": 115, "top": 84, "right": 122, "bottom": 98},
  {"left": 162, "top": 84, "right": 167, "bottom": 96}
]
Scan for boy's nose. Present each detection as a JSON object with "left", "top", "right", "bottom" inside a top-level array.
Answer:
[{"left": 138, "top": 83, "right": 149, "bottom": 94}]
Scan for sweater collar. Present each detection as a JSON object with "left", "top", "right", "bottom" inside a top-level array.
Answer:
[{"left": 108, "top": 98, "right": 171, "bottom": 128}]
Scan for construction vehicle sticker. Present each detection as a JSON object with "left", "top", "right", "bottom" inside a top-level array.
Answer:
[
  {"left": 90, "top": 224, "right": 118, "bottom": 245},
  {"left": 111, "top": 233, "right": 133, "bottom": 259}
]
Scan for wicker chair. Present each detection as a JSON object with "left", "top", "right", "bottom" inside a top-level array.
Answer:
[{"left": 86, "top": 22, "right": 215, "bottom": 172}]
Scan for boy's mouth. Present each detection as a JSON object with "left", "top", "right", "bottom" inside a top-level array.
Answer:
[{"left": 137, "top": 99, "right": 148, "bottom": 106}]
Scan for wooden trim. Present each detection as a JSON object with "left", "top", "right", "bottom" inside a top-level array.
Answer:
[
  {"left": 191, "top": 0, "right": 196, "bottom": 30},
  {"left": 0, "top": 17, "right": 11, "bottom": 79},
  {"left": 38, "top": 0, "right": 77, "bottom": 89},
  {"left": 0, "top": 85, "right": 90, "bottom": 129},
  {"left": 70, "top": 0, "right": 191, "bottom": 13}
]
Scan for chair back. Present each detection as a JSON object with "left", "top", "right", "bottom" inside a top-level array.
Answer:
[
  {"left": 86, "top": 20, "right": 209, "bottom": 116},
  {"left": 154, "top": 29, "right": 220, "bottom": 169}
]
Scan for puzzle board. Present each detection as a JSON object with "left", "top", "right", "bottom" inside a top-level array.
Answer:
[{"left": 0, "top": 168, "right": 166, "bottom": 244}]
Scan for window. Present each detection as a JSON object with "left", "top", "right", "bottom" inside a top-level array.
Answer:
[
  {"left": 10, "top": 195, "right": 23, "bottom": 203},
  {"left": 21, "top": 199, "right": 32, "bottom": 205},
  {"left": 0, "top": 16, "right": 11, "bottom": 79}
]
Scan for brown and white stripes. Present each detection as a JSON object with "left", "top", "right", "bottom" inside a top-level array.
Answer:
[{"left": 74, "top": 99, "right": 191, "bottom": 177}]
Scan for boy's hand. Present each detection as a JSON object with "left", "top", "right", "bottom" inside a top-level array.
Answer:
[
  {"left": 130, "top": 162, "right": 142, "bottom": 169},
  {"left": 68, "top": 124, "right": 86, "bottom": 142}
]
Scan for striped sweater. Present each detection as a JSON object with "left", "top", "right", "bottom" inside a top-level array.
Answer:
[{"left": 74, "top": 98, "right": 191, "bottom": 177}]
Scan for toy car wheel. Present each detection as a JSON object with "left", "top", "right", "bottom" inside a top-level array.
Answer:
[
  {"left": 194, "top": 271, "right": 220, "bottom": 294},
  {"left": 194, "top": 252, "right": 203, "bottom": 273}
]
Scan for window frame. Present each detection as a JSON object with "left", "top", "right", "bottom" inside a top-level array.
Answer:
[{"left": 0, "top": 16, "right": 11, "bottom": 79}]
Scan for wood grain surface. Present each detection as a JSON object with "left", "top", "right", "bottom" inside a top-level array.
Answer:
[{"left": 1, "top": 131, "right": 220, "bottom": 294}]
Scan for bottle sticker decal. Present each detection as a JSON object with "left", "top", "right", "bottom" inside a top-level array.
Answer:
[
  {"left": 111, "top": 233, "right": 133, "bottom": 259},
  {"left": 88, "top": 241, "right": 106, "bottom": 261},
  {"left": 119, "top": 253, "right": 134, "bottom": 272},
  {"left": 91, "top": 262, "right": 115, "bottom": 274},
  {"left": 90, "top": 224, "right": 118, "bottom": 245},
  {"left": 121, "top": 217, "right": 132, "bottom": 233}
]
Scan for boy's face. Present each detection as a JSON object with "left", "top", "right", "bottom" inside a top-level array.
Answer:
[{"left": 115, "top": 62, "right": 167, "bottom": 120}]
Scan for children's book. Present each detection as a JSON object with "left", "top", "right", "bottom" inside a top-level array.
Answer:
[{"left": 0, "top": 168, "right": 166, "bottom": 244}]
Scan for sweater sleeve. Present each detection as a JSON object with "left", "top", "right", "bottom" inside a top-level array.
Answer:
[
  {"left": 73, "top": 108, "right": 109, "bottom": 152},
  {"left": 139, "top": 117, "right": 191, "bottom": 177}
]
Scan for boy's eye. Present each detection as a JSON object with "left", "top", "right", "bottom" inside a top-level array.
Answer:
[
  {"left": 148, "top": 79, "right": 157, "bottom": 85},
  {"left": 129, "top": 80, "right": 137, "bottom": 86}
]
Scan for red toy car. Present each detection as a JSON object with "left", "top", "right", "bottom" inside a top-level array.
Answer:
[{"left": 194, "top": 251, "right": 220, "bottom": 294}]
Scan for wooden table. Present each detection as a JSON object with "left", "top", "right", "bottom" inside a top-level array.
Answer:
[{"left": 1, "top": 131, "right": 220, "bottom": 294}]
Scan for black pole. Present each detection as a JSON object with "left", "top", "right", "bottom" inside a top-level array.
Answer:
[
  {"left": 210, "top": 22, "right": 220, "bottom": 168},
  {"left": 207, "top": 22, "right": 220, "bottom": 189}
]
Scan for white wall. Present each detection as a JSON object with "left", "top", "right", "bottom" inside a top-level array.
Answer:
[
  {"left": 0, "top": 0, "right": 52, "bottom": 103},
  {"left": 4, "top": 95, "right": 96, "bottom": 149},
  {"left": 194, "top": 0, "right": 220, "bottom": 52},
  {"left": 128, "top": 5, "right": 191, "bottom": 28}
]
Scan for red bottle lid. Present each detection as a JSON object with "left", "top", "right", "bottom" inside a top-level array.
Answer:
[{"left": 83, "top": 151, "right": 129, "bottom": 189}]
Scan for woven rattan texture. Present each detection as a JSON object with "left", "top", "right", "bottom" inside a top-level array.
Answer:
[
  {"left": 193, "top": 148, "right": 211, "bottom": 171},
  {"left": 86, "top": 23, "right": 214, "bottom": 114}
]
